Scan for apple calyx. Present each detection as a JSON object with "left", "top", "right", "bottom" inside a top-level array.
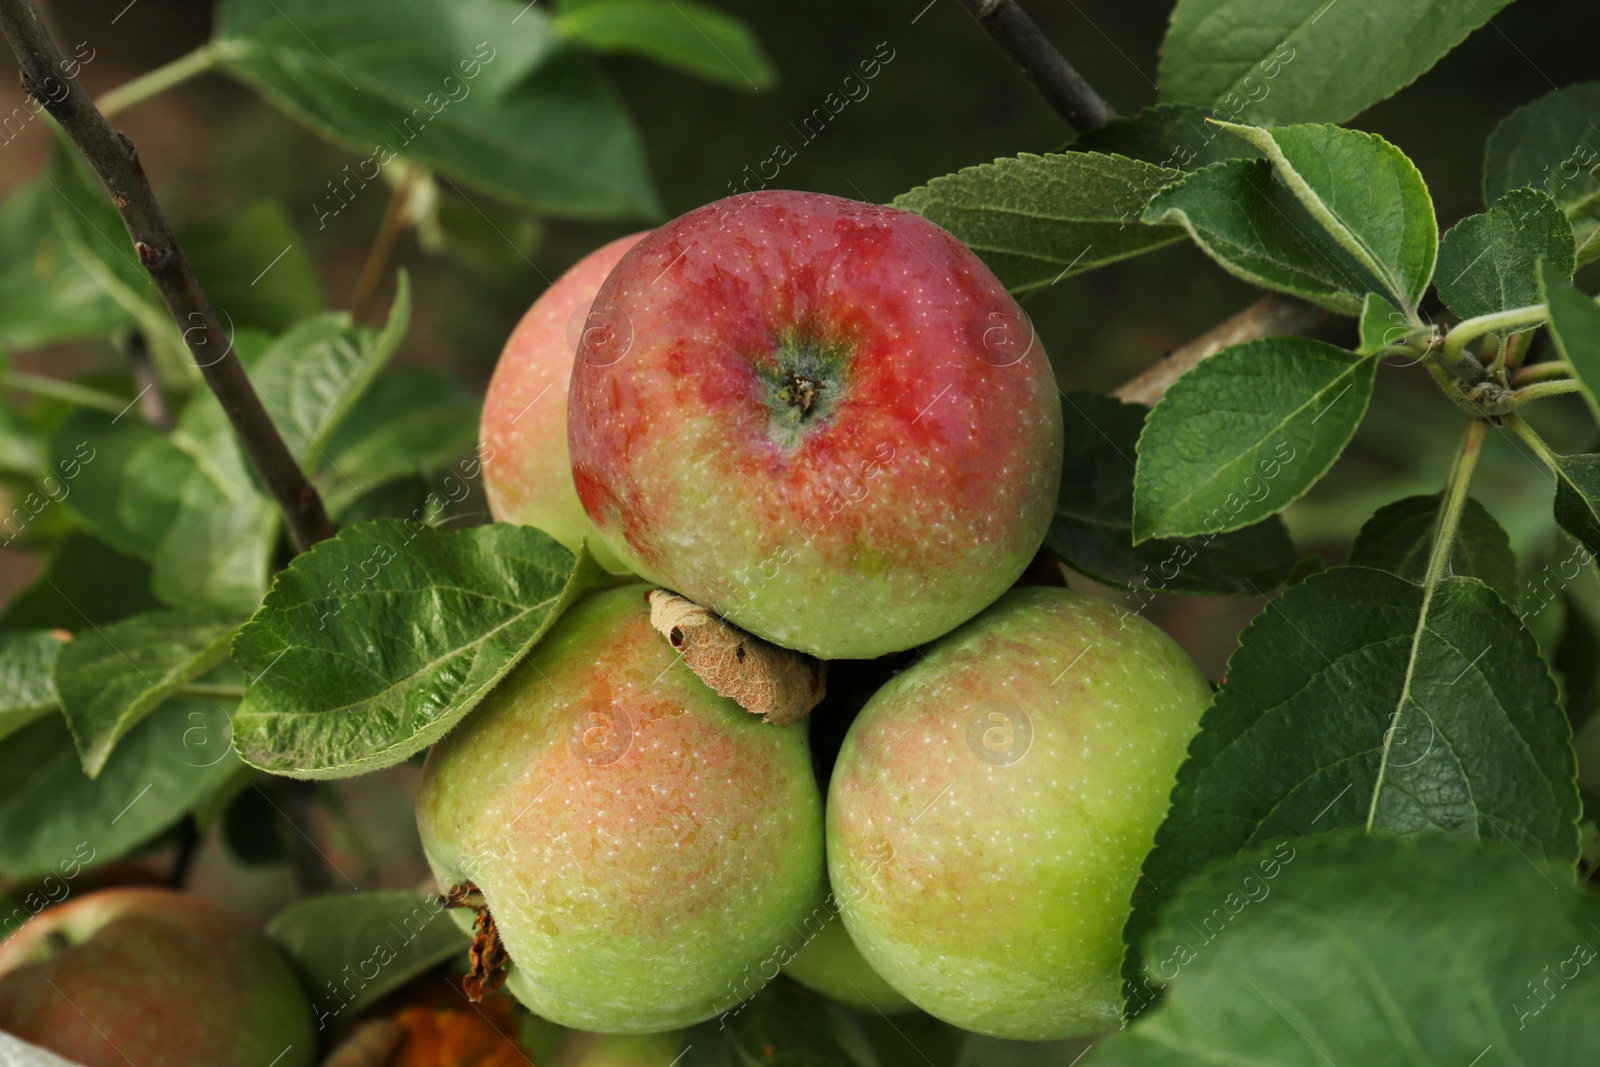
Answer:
[
  {"left": 442, "top": 881, "right": 508, "bottom": 1002},
  {"left": 646, "top": 589, "right": 826, "bottom": 724}
]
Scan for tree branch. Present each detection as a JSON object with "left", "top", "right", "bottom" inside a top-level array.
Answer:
[
  {"left": 1113, "top": 294, "right": 1330, "bottom": 407},
  {"left": 0, "top": 0, "right": 334, "bottom": 551},
  {"left": 957, "top": 0, "right": 1114, "bottom": 131}
]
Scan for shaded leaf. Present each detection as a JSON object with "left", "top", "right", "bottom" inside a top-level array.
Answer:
[
  {"left": 1349, "top": 493, "right": 1518, "bottom": 603},
  {"left": 1108, "top": 835, "right": 1598, "bottom": 1063},
  {"left": 1048, "top": 392, "right": 1300, "bottom": 595},
  {"left": 681, "top": 979, "right": 864, "bottom": 1067},
  {"left": 181, "top": 199, "right": 324, "bottom": 335},
  {"left": 1143, "top": 159, "right": 1375, "bottom": 314},
  {"left": 231, "top": 523, "right": 624, "bottom": 778},
  {"left": 0, "top": 699, "right": 242, "bottom": 881},
  {"left": 893, "top": 152, "right": 1184, "bottom": 296},
  {"left": 1540, "top": 261, "right": 1600, "bottom": 424},
  {"left": 555, "top": 0, "right": 776, "bottom": 91},
  {"left": 0, "top": 631, "right": 64, "bottom": 744},
  {"left": 53, "top": 609, "right": 239, "bottom": 777},
  {"left": 1552, "top": 454, "right": 1600, "bottom": 558},
  {"left": 1132, "top": 338, "right": 1375, "bottom": 541},
  {"left": 1217, "top": 122, "right": 1438, "bottom": 315},
  {"left": 1437, "top": 188, "right": 1574, "bottom": 322},
  {"left": 266, "top": 890, "right": 471, "bottom": 1026},
  {"left": 1484, "top": 83, "right": 1600, "bottom": 265},
  {"left": 1067, "top": 103, "right": 1257, "bottom": 170},
  {"left": 316, "top": 368, "right": 480, "bottom": 515},
  {"left": 0, "top": 531, "right": 160, "bottom": 632},
  {"left": 1160, "top": 0, "right": 1515, "bottom": 126},
  {"left": 1124, "top": 567, "right": 1579, "bottom": 995},
  {"left": 0, "top": 173, "right": 130, "bottom": 348},
  {"left": 213, "top": 0, "right": 661, "bottom": 219}
]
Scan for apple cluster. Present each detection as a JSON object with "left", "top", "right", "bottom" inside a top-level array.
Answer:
[{"left": 442, "top": 190, "right": 1214, "bottom": 1040}]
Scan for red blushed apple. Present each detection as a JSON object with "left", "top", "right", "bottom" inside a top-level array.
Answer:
[
  {"left": 0, "top": 888, "right": 315, "bottom": 1067},
  {"left": 482, "top": 232, "right": 647, "bottom": 572},
  {"left": 567, "top": 191, "right": 1063, "bottom": 660}
]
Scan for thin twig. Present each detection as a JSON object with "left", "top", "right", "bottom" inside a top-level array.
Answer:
[
  {"left": 1113, "top": 294, "right": 1329, "bottom": 407},
  {"left": 957, "top": 0, "right": 1114, "bottom": 131},
  {"left": 349, "top": 167, "right": 419, "bottom": 325},
  {"left": 0, "top": 0, "right": 334, "bottom": 551}
]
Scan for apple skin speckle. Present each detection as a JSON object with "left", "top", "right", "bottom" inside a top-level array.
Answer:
[
  {"left": 416, "top": 584, "right": 824, "bottom": 1033},
  {"left": 568, "top": 191, "right": 1064, "bottom": 659},
  {"left": 826, "top": 587, "right": 1211, "bottom": 1040}
]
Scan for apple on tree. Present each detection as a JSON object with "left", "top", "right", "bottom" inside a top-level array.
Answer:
[
  {"left": 826, "top": 587, "right": 1212, "bottom": 1039},
  {"left": 416, "top": 584, "right": 825, "bottom": 1033},
  {"left": 0, "top": 888, "right": 316, "bottom": 1067},
  {"left": 567, "top": 190, "right": 1064, "bottom": 660},
  {"left": 481, "top": 231, "right": 647, "bottom": 572}
]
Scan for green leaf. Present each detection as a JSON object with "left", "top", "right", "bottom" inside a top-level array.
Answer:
[
  {"left": 180, "top": 280, "right": 410, "bottom": 474},
  {"left": 1356, "top": 292, "right": 1407, "bottom": 355},
  {"left": 0, "top": 174, "right": 131, "bottom": 348},
  {"left": 682, "top": 980, "right": 865, "bottom": 1067},
  {"left": 1217, "top": 122, "right": 1438, "bottom": 315},
  {"left": 181, "top": 199, "right": 324, "bottom": 335},
  {"left": 1123, "top": 566, "right": 1579, "bottom": 995},
  {"left": 1349, "top": 493, "right": 1518, "bottom": 604},
  {"left": 0, "top": 532, "right": 160, "bottom": 632},
  {"left": 1484, "top": 83, "right": 1600, "bottom": 265},
  {"left": 53, "top": 609, "right": 239, "bottom": 777},
  {"left": 1540, "top": 262, "right": 1600, "bottom": 424},
  {"left": 1143, "top": 159, "right": 1375, "bottom": 314},
  {"left": 0, "top": 398, "right": 46, "bottom": 480},
  {"left": 1552, "top": 454, "right": 1600, "bottom": 558},
  {"left": 316, "top": 368, "right": 479, "bottom": 515},
  {"left": 1066, "top": 103, "right": 1257, "bottom": 170},
  {"left": 1132, "top": 338, "right": 1375, "bottom": 541},
  {"left": 1437, "top": 189, "right": 1574, "bottom": 322},
  {"left": 0, "top": 631, "right": 65, "bottom": 744},
  {"left": 1159, "top": 0, "right": 1516, "bottom": 126},
  {"left": 212, "top": 0, "right": 661, "bottom": 219},
  {"left": 0, "top": 698, "right": 242, "bottom": 881},
  {"left": 265, "top": 890, "right": 470, "bottom": 1026},
  {"left": 231, "top": 522, "right": 625, "bottom": 778},
  {"left": 1110, "top": 834, "right": 1599, "bottom": 1062},
  {"left": 1047, "top": 393, "right": 1301, "bottom": 595},
  {"left": 555, "top": 0, "right": 775, "bottom": 91},
  {"left": 893, "top": 152, "right": 1185, "bottom": 296}
]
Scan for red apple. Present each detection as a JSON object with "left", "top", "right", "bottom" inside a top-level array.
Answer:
[
  {"left": 0, "top": 887, "right": 315, "bottom": 1067},
  {"left": 826, "top": 587, "right": 1211, "bottom": 1039},
  {"left": 482, "top": 232, "right": 648, "bottom": 571},
  {"left": 567, "top": 191, "right": 1063, "bottom": 659}
]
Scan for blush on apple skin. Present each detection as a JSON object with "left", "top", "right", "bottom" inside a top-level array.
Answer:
[
  {"left": 0, "top": 888, "right": 315, "bottom": 1067},
  {"left": 567, "top": 190, "right": 1063, "bottom": 660},
  {"left": 416, "top": 584, "right": 825, "bottom": 1034},
  {"left": 825, "top": 587, "right": 1211, "bottom": 1040},
  {"left": 481, "top": 232, "right": 647, "bottom": 573}
]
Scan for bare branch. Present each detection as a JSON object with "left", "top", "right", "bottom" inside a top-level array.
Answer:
[
  {"left": 0, "top": 0, "right": 334, "bottom": 551},
  {"left": 1113, "top": 294, "right": 1330, "bottom": 407},
  {"left": 957, "top": 0, "right": 1114, "bottom": 131}
]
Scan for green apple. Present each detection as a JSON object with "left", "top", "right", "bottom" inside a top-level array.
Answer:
[
  {"left": 416, "top": 584, "right": 824, "bottom": 1032},
  {"left": 0, "top": 887, "right": 315, "bottom": 1067},
  {"left": 781, "top": 904, "right": 914, "bottom": 1014},
  {"left": 826, "top": 587, "right": 1211, "bottom": 1039}
]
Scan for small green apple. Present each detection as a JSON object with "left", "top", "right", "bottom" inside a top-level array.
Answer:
[
  {"left": 416, "top": 584, "right": 825, "bottom": 1032},
  {"left": 826, "top": 587, "right": 1211, "bottom": 1039},
  {"left": 781, "top": 904, "right": 914, "bottom": 1014},
  {"left": 0, "top": 888, "right": 315, "bottom": 1067}
]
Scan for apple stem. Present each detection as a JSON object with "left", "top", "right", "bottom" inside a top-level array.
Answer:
[
  {"left": 957, "top": 0, "right": 1115, "bottom": 131},
  {"left": 0, "top": 0, "right": 335, "bottom": 552}
]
